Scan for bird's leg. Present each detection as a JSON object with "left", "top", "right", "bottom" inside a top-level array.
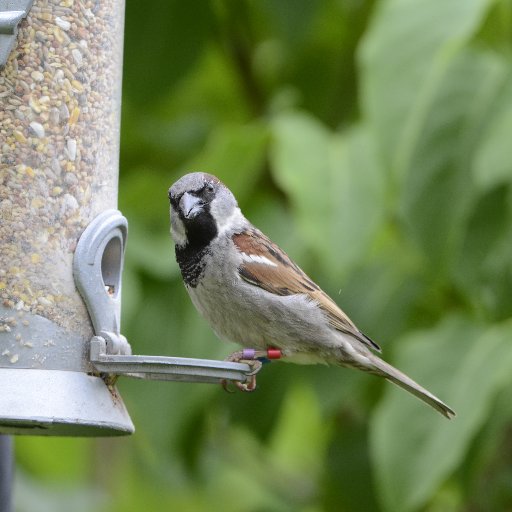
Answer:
[
  {"left": 221, "top": 348, "right": 282, "bottom": 392},
  {"left": 222, "top": 350, "right": 263, "bottom": 392}
]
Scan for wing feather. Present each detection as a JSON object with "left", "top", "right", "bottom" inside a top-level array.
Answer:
[{"left": 232, "top": 229, "right": 381, "bottom": 352}]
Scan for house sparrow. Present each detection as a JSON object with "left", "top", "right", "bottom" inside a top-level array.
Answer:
[{"left": 168, "top": 172, "right": 455, "bottom": 419}]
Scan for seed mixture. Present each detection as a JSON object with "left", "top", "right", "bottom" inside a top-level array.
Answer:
[{"left": 0, "top": 0, "right": 124, "bottom": 337}]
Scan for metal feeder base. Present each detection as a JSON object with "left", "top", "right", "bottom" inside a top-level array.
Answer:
[{"left": 0, "top": 369, "right": 134, "bottom": 436}]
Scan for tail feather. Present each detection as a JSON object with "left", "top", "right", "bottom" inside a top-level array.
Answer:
[{"left": 369, "top": 356, "right": 455, "bottom": 419}]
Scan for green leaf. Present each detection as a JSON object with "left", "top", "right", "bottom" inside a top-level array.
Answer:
[
  {"left": 473, "top": 76, "right": 512, "bottom": 191},
  {"left": 119, "top": 166, "right": 173, "bottom": 231},
  {"left": 270, "top": 112, "right": 386, "bottom": 276},
  {"left": 360, "top": 0, "right": 512, "bottom": 275},
  {"left": 269, "top": 383, "right": 331, "bottom": 476},
  {"left": 258, "top": 0, "right": 321, "bottom": 46},
  {"left": 398, "top": 49, "right": 507, "bottom": 271},
  {"left": 124, "top": 219, "right": 177, "bottom": 280},
  {"left": 15, "top": 472, "right": 104, "bottom": 512},
  {"left": 204, "top": 426, "right": 296, "bottom": 512},
  {"left": 359, "top": 0, "right": 493, "bottom": 179},
  {"left": 185, "top": 122, "right": 269, "bottom": 203},
  {"left": 338, "top": 236, "right": 427, "bottom": 342},
  {"left": 371, "top": 315, "right": 512, "bottom": 512},
  {"left": 454, "top": 185, "right": 512, "bottom": 319},
  {"left": 463, "top": 388, "right": 512, "bottom": 511},
  {"left": 123, "top": 0, "right": 215, "bottom": 104},
  {"left": 15, "top": 438, "right": 92, "bottom": 481}
]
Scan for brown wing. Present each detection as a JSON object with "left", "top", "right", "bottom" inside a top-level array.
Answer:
[{"left": 232, "top": 229, "right": 381, "bottom": 352}]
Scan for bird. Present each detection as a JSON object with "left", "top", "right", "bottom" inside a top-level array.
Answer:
[{"left": 168, "top": 172, "right": 455, "bottom": 419}]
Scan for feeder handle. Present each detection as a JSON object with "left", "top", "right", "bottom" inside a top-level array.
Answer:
[
  {"left": 89, "top": 337, "right": 254, "bottom": 385},
  {"left": 73, "top": 209, "right": 130, "bottom": 355},
  {"left": 0, "top": 0, "right": 35, "bottom": 68}
]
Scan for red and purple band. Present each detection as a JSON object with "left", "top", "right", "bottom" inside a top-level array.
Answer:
[{"left": 242, "top": 348, "right": 282, "bottom": 360}]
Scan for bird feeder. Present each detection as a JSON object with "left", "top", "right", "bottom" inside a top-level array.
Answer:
[{"left": 0, "top": 0, "right": 252, "bottom": 438}]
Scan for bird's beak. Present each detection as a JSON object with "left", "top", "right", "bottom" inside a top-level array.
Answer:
[{"left": 179, "top": 192, "right": 203, "bottom": 219}]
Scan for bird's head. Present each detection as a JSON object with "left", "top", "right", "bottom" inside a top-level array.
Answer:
[{"left": 168, "top": 172, "right": 240, "bottom": 248}]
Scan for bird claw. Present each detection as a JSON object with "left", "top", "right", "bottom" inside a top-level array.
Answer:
[
  {"left": 245, "top": 359, "right": 263, "bottom": 376},
  {"left": 221, "top": 350, "right": 264, "bottom": 393}
]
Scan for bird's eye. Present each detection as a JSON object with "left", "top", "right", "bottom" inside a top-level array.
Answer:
[{"left": 201, "top": 183, "right": 215, "bottom": 198}]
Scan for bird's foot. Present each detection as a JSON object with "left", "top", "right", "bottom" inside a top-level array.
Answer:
[{"left": 221, "top": 348, "right": 282, "bottom": 393}]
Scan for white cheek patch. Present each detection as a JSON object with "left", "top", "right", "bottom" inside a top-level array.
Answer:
[
  {"left": 212, "top": 203, "right": 246, "bottom": 236},
  {"left": 240, "top": 252, "right": 278, "bottom": 267},
  {"left": 170, "top": 210, "right": 187, "bottom": 246}
]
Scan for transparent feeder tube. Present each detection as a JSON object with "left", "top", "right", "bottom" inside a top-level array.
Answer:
[
  {"left": 0, "top": 0, "right": 133, "bottom": 435},
  {"left": 1, "top": 0, "right": 123, "bottom": 339}
]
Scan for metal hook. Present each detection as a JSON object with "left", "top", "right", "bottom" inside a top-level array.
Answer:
[{"left": 73, "top": 209, "right": 130, "bottom": 355}]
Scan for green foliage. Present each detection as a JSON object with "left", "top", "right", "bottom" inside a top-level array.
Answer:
[
  {"left": 15, "top": 0, "right": 512, "bottom": 511},
  {"left": 271, "top": 113, "right": 386, "bottom": 277},
  {"left": 372, "top": 316, "right": 512, "bottom": 511}
]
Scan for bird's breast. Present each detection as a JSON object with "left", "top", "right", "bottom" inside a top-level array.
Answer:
[
  {"left": 175, "top": 244, "right": 211, "bottom": 288},
  {"left": 186, "top": 258, "right": 338, "bottom": 356}
]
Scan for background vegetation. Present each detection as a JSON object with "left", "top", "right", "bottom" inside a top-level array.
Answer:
[{"left": 14, "top": 0, "right": 512, "bottom": 510}]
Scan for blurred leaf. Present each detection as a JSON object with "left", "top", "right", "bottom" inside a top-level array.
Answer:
[
  {"left": 109, "top": 462, "right": 176, "bottom": 512},
  {"left": 371, "top": 315, "right": 512, "bottom": 512},
  {"left": 123, "top": 0, "right": 215, "bottom": 104},
  {"left": 473, "top": 76, "right": 512, "bottom": 191},
  {"left": 158, "top": 45, "right": 252, "bottom": 124},
  {"left": 276, "top": 0, "right": 367, "bottom": 124},
  {"left": 397, "top": 49, "right": 508, "bottom": 271},
  {"left": 474, "top": 0, "right": 512, "bottom": 56},
  {"left": 185, "top": 121, "right": 269, "bottom": 202},
  {"left": 15, "top": 438, "right": 91, "bottom": 482},
  {"left": 120, "top": 261, "right": 143, "bottom": 325},
  {"left": 360, "top": 0, "right": 493, "bottom": 179},
  {"left": 258, "top": 0, "right": 322, "bottom": 46},
  {"left": 462, "top": 387, "right": 512, "bottom": 511},
  {"left": 337, "top": 233, "right": 426, "bottom": 343},
  {"left": 125, "top": 218, "right": 177, "bottom": 280},
  {"left": 324, "top": 415, "right": 380, "bottom": 512},
  {"left": 14, "top": 472, "right": 105, "bottom": 512},
  {"left": 121, "top": 44, "right": 253, "bottom": 173},
  {"left": 454, "top": 185, "right": 512, "bottom": 320},
  {"left": 119, "top": 166, "right": 172, "bottom": 231},
  {"left": 199, "top": 389, "right": 329, "bottom": 510},
  {"left": 270, "top": 112, "right": 386, "bottom": 277},
  {"left": 269, "top": 383, "right": 331, "bottom": 476},
  {"left": 203, "top": 426, "right": 297, "bottom": 512}
]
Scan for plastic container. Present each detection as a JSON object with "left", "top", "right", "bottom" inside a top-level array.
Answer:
[{"left": 0, "top": 0, "right": 133, "bottom": 436}]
